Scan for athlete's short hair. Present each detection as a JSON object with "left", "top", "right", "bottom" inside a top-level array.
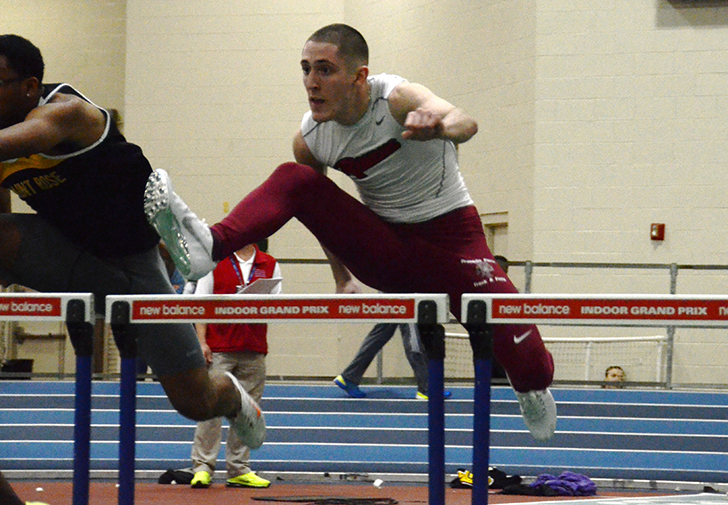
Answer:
[
  {"left": 0, "top": 34, "right": 44, "bottom": 83},
  {"left": 307, "top": 24, "right": 368, "bottom": 71}
]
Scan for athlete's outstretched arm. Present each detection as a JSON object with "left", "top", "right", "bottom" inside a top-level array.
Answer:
[
  {"left": 293, "top": 130, "right": 361, "bottom": 294},
  {"left": 387, "top": 81, "right": 478, "bottom": 144},
  {"left": 0, "top": 92, "right": 105, "bottom": 162}
]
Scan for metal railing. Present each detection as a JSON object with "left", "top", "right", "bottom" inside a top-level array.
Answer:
[
  {"left": 515, "top": 261, "right": 728, "bottom": 388},
  {"left": 278, "top": 258, "right": 728, "bottom": 389}
]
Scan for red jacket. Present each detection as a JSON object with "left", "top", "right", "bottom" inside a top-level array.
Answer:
[{"left": 205, "top": 247, "right": 278, "bottom": 354}]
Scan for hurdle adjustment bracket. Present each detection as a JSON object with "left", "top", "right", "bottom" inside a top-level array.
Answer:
[
  {"left": 110, "top": 300, "right": 137, "bottom": 359},
  {"left": 466, "top": 299, "right": 492, "bottom": 360},
  {"left": 66, "top": 299, "right": 94, "bottom": 357},
  {"left": 418, "top": 300, "right": 445, "bottom": 360}
]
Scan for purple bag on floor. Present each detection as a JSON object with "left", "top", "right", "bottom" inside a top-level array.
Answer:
[{"left": 530, "top": 471, "right": 597, "bottom": 496}]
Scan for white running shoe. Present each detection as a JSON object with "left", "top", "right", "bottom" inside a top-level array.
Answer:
[
  {"left": 143, "top": 169, "right": 215, "bottom": 280},
  {"left": 225, "top": 371, "right": 266, "bottom": 449},
  {"left": 514, "top": 388, "right": 557, "bottom": 441}
]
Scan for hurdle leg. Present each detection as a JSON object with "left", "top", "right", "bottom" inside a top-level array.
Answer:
[
  {"left": 418, "top": 300, "right": 446, "bottom": 505},
  {"left": 466, "top": 300, "right": 492, "bottom": 505},
  {"left": 66, "top": 299, "right": 95, "bottom": 505},
  {"left": 110, "top": 301, "right": 137, "bottom": 505}
]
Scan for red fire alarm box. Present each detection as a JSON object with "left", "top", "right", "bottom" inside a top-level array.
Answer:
[{"left": 650, "top": 223, "right": 665, "bottom": 241}]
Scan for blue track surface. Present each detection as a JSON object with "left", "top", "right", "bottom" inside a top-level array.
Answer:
[{"left": 1, "top": 381, "right": 727, "bottom": 482}]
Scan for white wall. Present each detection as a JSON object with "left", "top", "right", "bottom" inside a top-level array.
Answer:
[
  {"left": 123, "top": 0, "right": 728, "bottom": 385},
  {"left": 530, "top": 0, "right": 728, "bottom": 383},
  {"left": 533, "top": 0, "right": 728, "bottom": 266},
  {"left": 4, "top": 0, "right": 728, "bottom": 385}
]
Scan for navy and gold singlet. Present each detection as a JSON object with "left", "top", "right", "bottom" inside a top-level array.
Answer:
[{"left": 0, "top": 83, "right": 159, "bottom": 258}]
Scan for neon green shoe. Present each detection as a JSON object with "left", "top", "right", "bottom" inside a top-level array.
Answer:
[
  {"left": 226, "top": 471, "right": 271, "bottom": 488},
  {"left": 333, "top": 375, "right": 365, "bottom": 398},
  {"left": 26, "top": 502, "right": 50, "bottom": 505},
  {"left": 190, "top": 470, "right": 212, "bottom": 488},
  {"left": 416, "top": 390, "right": 452, "bottom": 400}
]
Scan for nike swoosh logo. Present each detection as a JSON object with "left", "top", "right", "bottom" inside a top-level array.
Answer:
[
  {"left": 375, "top": 116, "right": 385, "bottom": 125},
  {"left": 513, "top": 329, "right": 532, "bottom": 345}
]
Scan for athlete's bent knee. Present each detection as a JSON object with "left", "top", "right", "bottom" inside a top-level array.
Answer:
[{"left": 272, "top": 162, "right": 323, "bottom": 186}]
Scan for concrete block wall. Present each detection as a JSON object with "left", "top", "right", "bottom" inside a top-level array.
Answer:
[{"left": 5, "top": 0, "right": 728, "bottom": 385}]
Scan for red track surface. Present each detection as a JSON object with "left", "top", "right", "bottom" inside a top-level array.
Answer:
[{"left": 11, "top": 480, "right": 670, "bottom": 505}]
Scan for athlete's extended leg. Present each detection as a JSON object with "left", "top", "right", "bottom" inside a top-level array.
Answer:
[
  {"left": 238, "top": 183, "right": 555, "bottom": 437},
  {"left": 212, "top": 163, "right": 410, "bottom": 292},
  {"left": 398, "top": 206, "right": 556, "bottom": 440},
  {"left": 146, "top": 163, "right": 414, "bottom": 290},
  {"left": 0, "top": 213, "right": 265, "bottom": 447}
]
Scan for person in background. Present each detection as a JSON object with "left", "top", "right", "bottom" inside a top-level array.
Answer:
[
  {"left": 603, "top": 365, "right": 626, "bottom": 388},
  {"left": 493, "top": 255, "right": 509, "bottom": 274},
  {"left": 334, "top": 322, "right": 452, "bottom": 400},
  {"left": 189, "top": 239, "right": 281, "bottom": 489}
]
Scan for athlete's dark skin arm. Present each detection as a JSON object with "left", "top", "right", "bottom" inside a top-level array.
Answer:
[
  {"left": 0, "top": 66, "right": 104, "bottom": 213},
  {"left": 0, "top": 92, "right": 105, "bottom": 162}
]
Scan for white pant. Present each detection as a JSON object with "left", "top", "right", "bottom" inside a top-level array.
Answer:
[{"left": 190, "top": 351, "right": 266, "bottom": 478}]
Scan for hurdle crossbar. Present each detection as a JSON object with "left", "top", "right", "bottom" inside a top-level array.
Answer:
[
  {"left": 461, "top": 293, "right": 728, "bottom": 505},
  {"left": 0, "top": 292, "right": 94, "bottom": 323},
  {"left": 104, "top": 293, "right": 450, "bottom": 324},
  {"left": 462, "top": 293, "right": 728, "bottom": 327},
  {"left": 0, "top": 293, "right": 95, "bottom": 505},
  {"left": 105, "top": 293, "right": 449, "bottom": 505}
]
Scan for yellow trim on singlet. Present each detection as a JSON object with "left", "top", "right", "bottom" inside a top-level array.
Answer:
[{"left": 0, "top": 155, "right": 64, "bottom": 184}]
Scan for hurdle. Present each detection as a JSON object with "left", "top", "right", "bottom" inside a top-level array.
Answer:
[
  {"left": 462, "top": 292, "right": 728, "bottom": 505},
  {"left": 105, "top": 293, "right": 450, "bottom": 505},
  {"left": 0, "top": 292, "right": 95, "bottom": 505}
]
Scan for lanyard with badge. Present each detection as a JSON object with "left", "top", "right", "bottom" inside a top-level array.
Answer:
[{"left": 230, "top": 254, "right": 256, "bottom": 294}]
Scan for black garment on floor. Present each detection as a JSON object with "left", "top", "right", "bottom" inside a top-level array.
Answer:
[{"left": 158, "top": 468, "right": 194, "bottom": 485}]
